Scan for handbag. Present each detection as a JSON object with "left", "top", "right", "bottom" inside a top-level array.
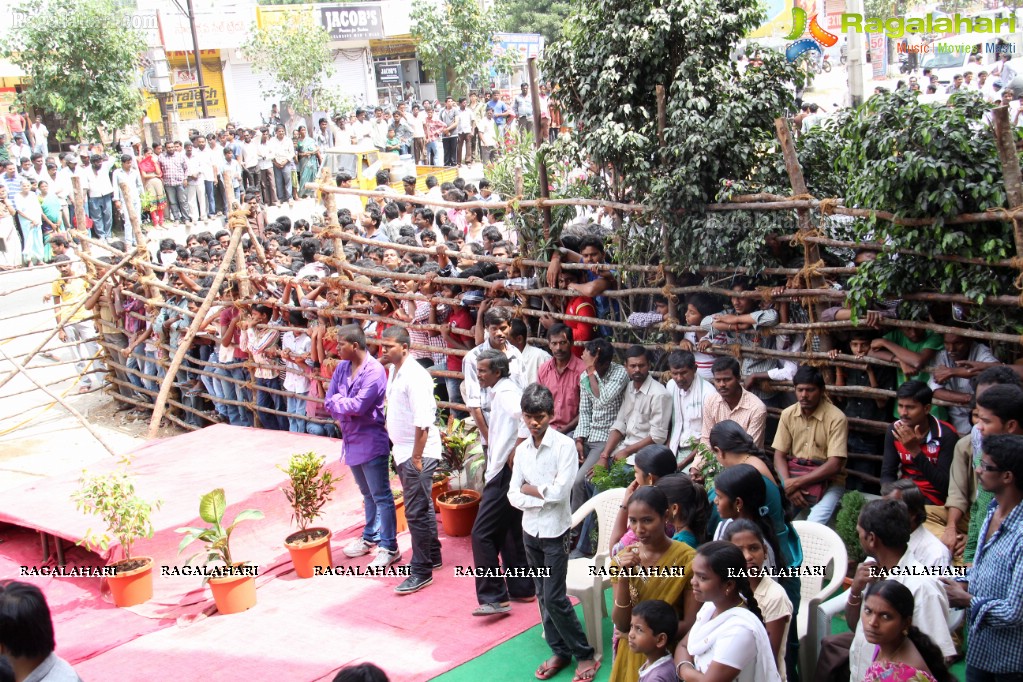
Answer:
[{"left": 787, "top": 458, "right": 827, "bottom": 503}]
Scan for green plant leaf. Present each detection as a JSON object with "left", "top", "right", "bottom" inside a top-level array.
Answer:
[{"left": 200, "top": 488, "right": 226, "bottom": 526}]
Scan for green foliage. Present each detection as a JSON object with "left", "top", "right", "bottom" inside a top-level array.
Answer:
[
  {"left": 440, "top": 418, "right": 481, "bottom": 472},
  {"left": 835, "top": 490, "right": 866, "bottom": 563},
  {"left": 2, "top": 0, "right": 146, "bottom": 140},
  {"left": 590, "top": 458, "right": 634, "bottom": 492},
  {"left": 546, "top": 0, "right": 804, "bottom": 276},
  {"left": 411, "top": 0, "right": 515, "bottom": 97},
  {"left": 497, "top": 0, "right": 573, "bottom": 43},
  {"left": 240, "top": 13, "right": 334, "bottom": 116},
  {"left": 176, "top": 488, "right": 263, "bottom": 579},
  {"left": 692, "top": 442, "right": 723, "bottom": 490},
  {"left": 278, "top": 451, "right": 338, "bottom": 531},
  {"left": 72, "top": 467, "right": 161, "bottom": 561},
  {"left": 832, "top": 90, "right": 1016, "bottom": 325}
]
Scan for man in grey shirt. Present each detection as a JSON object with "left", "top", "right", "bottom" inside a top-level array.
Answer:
[{"left": 513, "top": 83, "right": 534, "bottom": 137}]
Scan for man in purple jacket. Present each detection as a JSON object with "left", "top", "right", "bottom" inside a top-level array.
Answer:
[{"left": 324, "top": 324, "right": 399, "bottom": 568}]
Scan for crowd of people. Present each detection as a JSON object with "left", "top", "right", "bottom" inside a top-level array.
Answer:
[{"left": 5, "top": 90, "right": 1022, "bottom": 681}]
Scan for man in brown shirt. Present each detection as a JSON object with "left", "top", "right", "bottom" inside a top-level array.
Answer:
[{"left": 773, "top": 365, "right": 848, "bottom": 524}]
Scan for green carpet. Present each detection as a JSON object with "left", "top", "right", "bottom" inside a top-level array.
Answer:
[{"left": 433, "top": 591, "right": 967, "bottom": 682}]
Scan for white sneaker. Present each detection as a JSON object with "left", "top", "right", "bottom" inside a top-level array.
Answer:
[
  {"left": 367, "top": 547, "right": 400, "bottom": 569},
  {"left": 342, "top": 538, "right": 376, "bottom": 558}
]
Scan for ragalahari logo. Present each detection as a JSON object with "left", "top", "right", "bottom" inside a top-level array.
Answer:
[{"left": 784, "top": 7, "right": 838, "bottom": 62}]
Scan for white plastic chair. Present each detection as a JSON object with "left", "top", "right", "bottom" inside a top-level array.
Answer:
[
  {"left": 791, "top": 520, "right": 847, "bottom": 679},
  {"left": 564, "top": 487, "right": 626, "bottom": 660}
]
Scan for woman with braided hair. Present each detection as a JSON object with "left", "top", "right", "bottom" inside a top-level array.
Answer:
[{"left": 674, "top": 541, "right": 782, "bottom": 682}]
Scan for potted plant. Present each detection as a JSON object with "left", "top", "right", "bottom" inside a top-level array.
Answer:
[
  {"left": 279, "top": 451, "right": 338, "bottom": 579},
  {"left": 72, "top": 468, "right": 161, "bottom": 608},
  {"left": 835, "top": 490, "right": 867, "bottom": 578},
  {"left": 436, "top": 418, "right": 485, "bottom": 537},
  {"left": 176, "top": 488, "right": 264, "bottom": 614}
]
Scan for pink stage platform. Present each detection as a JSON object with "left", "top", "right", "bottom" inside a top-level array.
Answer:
[{"left": 0, "top": 425, "right": 541, "bottom": 680}]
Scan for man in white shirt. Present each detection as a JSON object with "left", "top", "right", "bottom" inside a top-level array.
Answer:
[
  {"left": 255, "top": 128, "right": 277, "bottom": 206},
  {"left": 885, "top": 480, "right": 952, "bottom": 567},
  {"left": 84, "top": 153, "right": 115, "bottom": 239},
  {"left": 596, "top": 345, "right": 672, "bottom": 468},
  {"left": 509, "top": 319, "right": 551, "bottom": 385},
  {"left": 470, "top": 349, "right": 535, "bottom": 616},
  {"left": 409, "top": 103, "right": 427, "bottom": 164},
  {"left": 815, "top": 498, "right": 956, "bottom": 681},
  {"left": 380, "top": 327, "right": 443, "bottom": 595},
  {"left": 241, "top": 129, "right": 260, "bottom": 193},
  {"left": 112, "top": 153, "right": 143, "bottom": 246},
  {"left": 183, "top": 141, "right": 207, "bottom": 222},
  {"left": 462, "top": 307, "right": 525, "bottom": 441},
  {"left": 268, "top": 124, "right": 295, "bottom": 205},
  {"left": 455, "top": 97, "right": 475, "bottom": 166},
  {"left": 29, "top": 115, "right": 49, "bottom": 155},
  {"left": 370, "top": 107, "right": 389, "bottom": 151},
  {"left": 509, "top": 384, "right": 599, "bottom": 680},
  {"left": 666, "top": 350, "right": 711, "bottom": 466}
]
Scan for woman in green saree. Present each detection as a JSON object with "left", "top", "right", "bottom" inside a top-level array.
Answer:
[{"left": 295, "top": 126, "right": 320, "bottom": 198}]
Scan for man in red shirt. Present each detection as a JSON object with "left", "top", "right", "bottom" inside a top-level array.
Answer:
[
  {"left": 5, "top": 105, "right": 27, "bottom": 145},
  {"left": 537, "top": 323, "right": 586, "bottom": 435},
  {"left": 439, "top": 282, "right": 475, "bottom": 419}
]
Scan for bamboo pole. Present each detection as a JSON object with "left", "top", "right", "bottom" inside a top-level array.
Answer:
[
  {"left": 69, "top": 176, "right": 94, "bottom": 278},
  {"left": 528, "top": 57, "right": 553, "bottom": 243},
  {"left": 145, "top": 207, "right": 247, "bottom": 439},
  {"left": 0, "top": 249, "right": 135, "bottom": 392},
  {"left": 0, "top": 345, "right": 119, "bottom": 456},
  {"left": 991, "top": 106, "right": 1023, "bottom": 291}
]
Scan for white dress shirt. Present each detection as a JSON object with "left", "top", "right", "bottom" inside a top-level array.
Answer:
[
  {"left": 908, "top": 525, "right": 952, "bottom": 568},
  {"left": 610, "top": 374, "right": 672, "bottom": 450},
  {"left": 519, "top": 343, "right": 552, "bottom": 386},
  {"left": 386, "top": 357, "right": 442, "bottom": 465},
  {"left": 462, "top": 340, "right": 524, "bottom": 411},
  {"left": 483, "top": 377, "right": 527, "bottom": 483},
  {"left": 256, "top": 141, "right": 274, "bottom": 171},
  {"left": 848, "top": 551, "right": 957, "bottom": 681},
  {"left": 84, "top": 162, "right": 114, "bottom": 197},
  {"left": 667, "top": 374, "right": 711, "bottom": 458},
  {"left": 508, "top": 427, "right": 578, "bottom": 537}
]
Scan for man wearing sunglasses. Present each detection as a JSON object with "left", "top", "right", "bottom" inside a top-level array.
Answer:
[{"left": 942, "top": 432, "right": 1023, "bottom": 682}]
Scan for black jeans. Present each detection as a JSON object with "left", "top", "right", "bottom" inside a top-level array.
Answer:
[
  {"left": 397, "top": 457, "right": 442, "bottom": 578},
  {"left": 471, "top": 465, "right": 534, "bottom": 604},
  {"left": 523, "top": 530, "right": 594, "bottom": 662}
]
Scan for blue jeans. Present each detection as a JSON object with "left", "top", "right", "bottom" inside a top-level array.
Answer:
[
  {"left": 88, "top": 194, "right": 113, "bottom": 239},
  {"left": 205, "top": 180, "right": 216, "bottom": 216},
  {"left": 445, "top": 376, "right": 467, "bottom": 420},
  {"left": 426, "top": 140, "right": 440, "bottom": 166},
  {"left": 349, "top": 455, "right": 397, "bottom": 552},
  {"left": 305, "top": 421, "right": 338, "bottom": 438},
  {"left": 254, "top": 377, "right": 286, "bottom": 431},
  {"left": 213, "top": 361, "right": 252, "bottom": 426},
  {"left": 286, "top": 394, "right": 307, "bottom": 432},
  {"left": 273, "top": 166, "right": 292, "bottom": 202},
  {"left": 805, "top": 484, "right": 845, "bottom": 524},
  {"left": 142, "top": 348, "right": 163, "bottom": 394}
]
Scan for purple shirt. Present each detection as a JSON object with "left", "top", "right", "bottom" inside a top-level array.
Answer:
[{"left": 324, "top": 354, "right": 389, "bottom": 466}]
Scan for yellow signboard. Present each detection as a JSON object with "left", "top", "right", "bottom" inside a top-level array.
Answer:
[{"left": 145, "top": 50, "right": 227, "bottom": 121}]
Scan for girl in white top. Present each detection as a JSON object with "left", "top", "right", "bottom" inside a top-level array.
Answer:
[
  {"left": 723, "top": 519, "right": 793, "bottom": 680},
  {"left": 675, "top": 541, "right": 782, "bottom": 682},
  {"left": 679, "top": 294, "right": 720, "bottom": 379}
]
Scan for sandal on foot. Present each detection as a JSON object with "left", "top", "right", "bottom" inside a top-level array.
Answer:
[
  {"left": 471, "top": 602, "right": 511, "bottom": 617},
  {"left": 572, "top": 660, "right": 601, "bottom": 682},
  {"left": 535, "top": 656, "right": 571, "bottom": 680}
]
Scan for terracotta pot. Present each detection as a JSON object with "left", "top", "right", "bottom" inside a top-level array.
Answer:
[
  {"left": 395, "top": 499, "right": 408, "bottom": 532},
  {"left": 209, "top": 570, "right": 257, "bottom": 615},
  {"left": 432, "top": 478, "right": 450, "bottom": 512},
  {"left": 107, "top": 556, "right": 154, "bottom": 607},
  {"left": 284, "top": 528, "right": 333, "bottom": 579},
  {"left": 436, "top": 489, "right": 481, "bottom": 537}
]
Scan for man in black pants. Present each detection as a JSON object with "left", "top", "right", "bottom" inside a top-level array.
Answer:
[{"left": 470, "top": 349, "right": 535, "bottom": 615}]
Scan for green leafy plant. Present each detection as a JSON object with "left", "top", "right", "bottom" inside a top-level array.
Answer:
[
  {"left": 278, "top": 452, "right": 337, "bottom": 532},
  {"left": 2, "top": 0, "right": 147, "bottom": 140},
  {"left": 240, "top": 12, "right": 334, "bottom": 116},
  {"left": 176, "top": 488, "right": 263, "bottom": 579},
  {"left": 691, "top": 441, "right": 724, "bottom": 490},
  {"left": 72, "top": 467, "right": 161, "bottom": 561},
  {"left": 835, "top": 490, "right": 867, "bottom": 564},
  {"left": 590, "top": 458, "right": 634, "bottom": 493},
  {"left": 440, "top": 418, "right": 485, "bottom": 490}
]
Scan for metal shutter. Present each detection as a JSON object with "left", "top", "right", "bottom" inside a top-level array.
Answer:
[
  {"left": 222, "top": 57, "right": 279, "bottom": 128},
  {"left": 321, "top": 47, "right": 373, "bottom": 110}
]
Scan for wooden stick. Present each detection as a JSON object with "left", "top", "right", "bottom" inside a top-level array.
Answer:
[
  {"left": 145, "top": 208, "right": 247, "bottom": 438},
  {"left": 0, "top": 345, "right": 119, "bottom": 456},
  {"left": 0, "top": 249, "right": 135, "bottom": 392},
  {"left": 991, "top": 105, "right": 1023, "bottom": 258}
]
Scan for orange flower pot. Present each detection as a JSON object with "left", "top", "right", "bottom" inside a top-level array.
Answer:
[
  {"left": 284, "top": 528, "right": 333, "bottom": 579},
  {"left": 395, "top": 499, "right": 408, "bottom": 532},
  {"left": 436, "top": 489, "right": 481, "bottom": 537},
  {"left": 432, "top": 478, "right": 450, "bottom": 512},
  {"left": 209, "top": 571, "right": 257, "bottom": 614},
  {"left": 107, "top": 556, "right": 154, "bottom": 607}
]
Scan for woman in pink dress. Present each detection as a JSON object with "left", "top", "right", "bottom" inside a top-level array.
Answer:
[{"left": 862, "top": 581, "right": 956, "bottom": 682}]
